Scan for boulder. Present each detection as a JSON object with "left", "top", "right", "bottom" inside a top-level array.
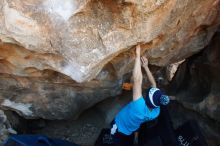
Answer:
[
  {"left": 0, "top": 110, "right": 17, "bottom": 144},
  {"left": 0, "top": 0, "right": 220, "bottom": 120},
  {"left": 0, "top": 62, "right": 122, "bottom": 119},
  {"left": 0, "top": 0, "right": 219, "bottom": 82},
  {"left": 168, "top": 29, "right": 220, "bottom": 122}
]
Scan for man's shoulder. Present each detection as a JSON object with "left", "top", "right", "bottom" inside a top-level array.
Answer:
[
  {"left": 128, "top": 96, "right": 146, "bottom": 113},
  {"left": 130, "top": 96, "right": 145, "bottom": 107}
]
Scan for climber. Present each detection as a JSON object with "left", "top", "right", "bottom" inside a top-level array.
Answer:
[{"left": 110, "top": 44, "right": 170, "bottom": 146}]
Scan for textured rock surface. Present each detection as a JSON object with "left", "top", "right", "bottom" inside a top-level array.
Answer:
[
  {"left": 0, "top": 0, "right": 219, "bottom": 82},
  {"left": 0, "top": 110, "right": 17, "bottom": 144},
  {"left": 0, "top": 42, "right": 124, "bottom": 119},
  {"left": 168, "top": 30, "right": 220, "bottom": 145},
  {"left": 29, "top": 94, "right": 130, "bottom": 146},
  {"left": 0, "top": 0, "right": 220, "bottom": 121},
  {"left": 0, "top": 61, "right": 122, "bottom": 119},
  {"left": 168, "top": 30, "right": 220, "bottom": 122},
  {"left": 169, "top": 102, "right": 220, "bottom": 146},
  {"left": 0, "top": 110, "right": 8, "bottom": 144}
]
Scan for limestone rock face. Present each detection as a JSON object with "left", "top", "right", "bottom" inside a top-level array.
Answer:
[
  {"left": 0, "top": 0, "right": 220, "bottom": 120},
  {"left": 162, "top": 31, "right": 220, "bottom": 145},
  {"left": 0, "top": 63, "right": 121, "bottom": 119},
  {"left": 169, "top": 30, "right": 220, "bottom": 125},
  {"left": 0, "top": 0, "right": 219, "bottom": 82},
  {"left": 0, "top": 110, "right": 17, "bottom": 144}
]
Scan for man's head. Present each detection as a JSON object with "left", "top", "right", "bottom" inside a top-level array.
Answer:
[{"left": 145, "top": 87, "right": 170, "bottom": 108}]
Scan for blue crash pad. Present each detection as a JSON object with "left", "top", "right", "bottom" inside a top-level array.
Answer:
[{"left": 4, "top": 134, "right": 80, "bottom": 146}]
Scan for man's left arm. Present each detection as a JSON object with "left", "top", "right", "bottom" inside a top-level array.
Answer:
[{"left": 141, "top": 56, "right": 157, "bottom": 88}]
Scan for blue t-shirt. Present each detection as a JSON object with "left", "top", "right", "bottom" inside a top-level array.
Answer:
[{"left": 115, "top": 96, "right": 160, "bottom": 135}]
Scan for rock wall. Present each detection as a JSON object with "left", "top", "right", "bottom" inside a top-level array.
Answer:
[
  {"left": 0, "top": 0, "right": 219, "bottom": 83},
  {"left": 0, "top": 0, "right": 220, "bottom": 120},
  {"left": 0, "top": 63, "right": 122, "bottom": 119},
  {"left": 168, "top": 29, "right": 220, "bottom": 145},
  {"left": 169, "top": 30, "right": 220, "bottom": 122}
]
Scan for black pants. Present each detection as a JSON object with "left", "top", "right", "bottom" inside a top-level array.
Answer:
[
  {"left": 110, "top": 120, "right": 134, "bottom": 146},
  {"left": 138, "top": 106, "right": 178, "bottom": 146}
]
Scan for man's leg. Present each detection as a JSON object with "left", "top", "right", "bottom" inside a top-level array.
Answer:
[
  {"left": 120, "top": 133, "right": 134, "bottom": 146},
  {"left": 110, "top": 120, "right": 134, "bottom": 146},
  {"left": 111, "top": 132, "right": 134, "bottom": 146}
]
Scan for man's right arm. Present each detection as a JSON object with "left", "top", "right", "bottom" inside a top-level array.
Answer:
[{"left": 132, "top": 45, "right": 143, "bottom": 101}]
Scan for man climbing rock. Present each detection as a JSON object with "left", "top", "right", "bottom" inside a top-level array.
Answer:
[{"left": 110, "top": 44, "right": 170, "bottom": 146}]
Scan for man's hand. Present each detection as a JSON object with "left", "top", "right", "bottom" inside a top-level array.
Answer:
[
  {"left": 141, "top": 56, "right": 148, "bottom": 67},
  {"left": 136, "top": 44, "right": 141, "bottom": 57}
]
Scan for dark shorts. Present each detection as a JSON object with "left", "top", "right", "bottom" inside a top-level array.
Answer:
[{"left": 110, "top": 120, "right": 134, "bottom": 146}]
